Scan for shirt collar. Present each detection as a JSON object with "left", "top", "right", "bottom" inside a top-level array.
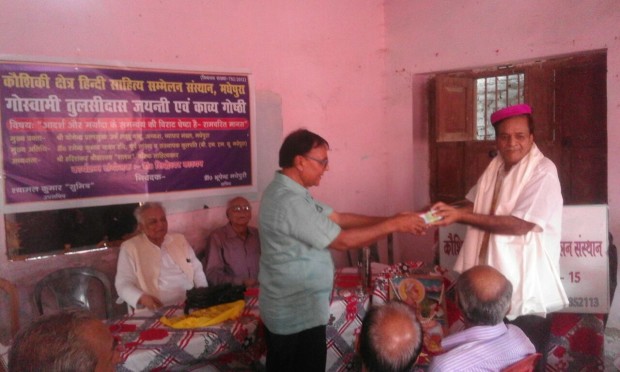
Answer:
[
  {"left": 275, "top": 171, "right": 309, "bottom": 196},
  {"left": 441, "top": 322, "right": 508, "bottom": 351},
  {"left": 223, "top": 223, "right": 255, "bottom": 239},
  {"left": 140, "top": 232, "right": 170, "bottom": 248}
]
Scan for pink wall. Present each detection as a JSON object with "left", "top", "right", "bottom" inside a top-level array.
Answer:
[
  {"left": 384, "top": 0, "right": 620, "bottom": 327},
  {"left": 384, "top": 0, "right": 620, "bottom": 238},
  {"left": 0, "top": 0, "right": 392, "bottom": 217},
  {"left": 0, "top": 0, "right": 404, "bottom": 327}
]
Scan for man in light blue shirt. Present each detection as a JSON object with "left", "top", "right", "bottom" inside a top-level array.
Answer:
[{"left": 259, "top": 129, "right": 427, "bottom": 372}]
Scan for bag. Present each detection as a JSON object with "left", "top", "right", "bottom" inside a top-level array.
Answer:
[{"left": 184, "top": 283, "right": 245, "bottom": 314}]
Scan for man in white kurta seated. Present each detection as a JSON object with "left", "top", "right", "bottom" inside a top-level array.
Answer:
[
  {"left": 432, "top": 104, "right": 568, "bottom": 360},
  {"left": 115, "top": 202, "right": 208, "bottom": 310}
]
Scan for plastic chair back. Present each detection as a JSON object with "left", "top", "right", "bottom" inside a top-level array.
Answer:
[
  {"left": 0, "top": 277, "right": 19, "bottom": 339},
  {"left": 33, "top": 267, "right": 113, "bottom": 319},
  {"left": 348, "top": 233, "right": 394, "bottom": 266}
]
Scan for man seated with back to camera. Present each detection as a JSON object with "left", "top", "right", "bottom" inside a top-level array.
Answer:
[
  {"left": 359, "top": 301, "right": 423, "bottom": 372},
  {"left": 115, "top": 202, "right": 208, "bottom": 311},
  {"left": 9, "top": 309, "right": 121, "bottom": 372},
  {"left": 204, "top": 196, "right": 260, "bottom": 288},
  {"left": 429, "top": 265, "right": 535, "bottom": 371}
]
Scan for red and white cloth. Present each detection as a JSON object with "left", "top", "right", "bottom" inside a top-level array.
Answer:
[{"left": 109, "top": 293, "right": 263, "bottom": 372}]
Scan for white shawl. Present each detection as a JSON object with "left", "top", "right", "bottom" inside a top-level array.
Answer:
[{"left": 455, "top": 144, "right": 568, "bottom": 319}]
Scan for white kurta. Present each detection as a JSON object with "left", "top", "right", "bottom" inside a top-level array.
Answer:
[
  {"left": 455, "top": 144, "right": 568, "bottom": 319},
  {"left": 115, "top": 233, "right": 208, "bottom": 308}
]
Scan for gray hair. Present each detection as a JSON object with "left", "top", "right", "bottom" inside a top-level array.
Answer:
[
  {"left": 134, "top": 202, "right": 165, "bottom": 224},
  {"left": 456, "top": 266, "right": 513, "bottom": 326},
  {"left": 360, "top": 301, "right": 423, "bottom": 372},
  {"left": 9, "top": 309, "right": 100, "bottom": 372}
]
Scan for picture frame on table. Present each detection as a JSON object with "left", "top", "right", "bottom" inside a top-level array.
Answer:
[{"left": 388, "top": 274, "right": 447, "bottom": 361}]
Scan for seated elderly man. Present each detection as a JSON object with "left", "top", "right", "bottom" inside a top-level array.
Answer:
[
  {"left": 115, "top": 202, "right": 207, "bottom": 310},
  {"left": 9, "top": 309, "right": 121, "bottom": 372},
  {"left": 429, "top": 265, "right": 535, "bottom": 371},
  {"left": 359, "top": 301, "right": 423, "bottom": 372},
  {"left": 204, "top": 196, "right": 260, "bottom": 287}
]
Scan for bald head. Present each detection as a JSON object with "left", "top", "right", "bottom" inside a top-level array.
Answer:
[
  {"left": 227, "top": 196, "right": 249, "bottom": 209},
  {"left": 463, "top": 265, "right": 508, "bottom": 302},
  {"left": 456, "top": 265, "right": 512, "bottom": 326},
  {"left": 360, "top": 301, "right": 423, "bottom": 372}
]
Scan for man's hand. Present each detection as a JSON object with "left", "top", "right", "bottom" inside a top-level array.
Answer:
[
  {"left": 138, "top": 294, "right": 163, "bottom": 310},
  {"left": 329, "top": 211, "right": 427, "bottom": 250},
  {"left": 430, "top": 201, "right": 471, "bottom": 226},
  {"left": 431, "top": 201, "right": 534, "bottom": 235},
  {"left": 393, "top": 212, "right": 428, "bottom": 235}
]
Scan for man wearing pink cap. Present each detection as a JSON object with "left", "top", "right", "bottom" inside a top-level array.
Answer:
[{"left": 431, "top": 104, "right": 568, "bottom": 362}]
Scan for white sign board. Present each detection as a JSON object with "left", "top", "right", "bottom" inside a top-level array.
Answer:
[{"left": 439, "top": 205, "right": 610, "bottom": 314}]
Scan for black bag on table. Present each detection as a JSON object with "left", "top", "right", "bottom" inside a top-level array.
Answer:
[{"left": 184, "top": 284, "right": 245, "bottom": 314}]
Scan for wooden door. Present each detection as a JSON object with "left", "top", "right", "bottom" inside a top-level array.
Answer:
[
  {"left": 430, "top": 51, "right": 607, "bottom": 205},
  {"left": 554, "top": 54, "right": 607, "bottom": 204}
]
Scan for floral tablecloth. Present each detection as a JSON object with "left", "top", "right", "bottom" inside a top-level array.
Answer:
[{"left": 109, "top": 293, "right": 264, "bottom": 372}]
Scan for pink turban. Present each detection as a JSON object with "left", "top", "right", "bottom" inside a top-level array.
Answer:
[{"left": 490, "top": 104, "right": 532, "bottom": 126}]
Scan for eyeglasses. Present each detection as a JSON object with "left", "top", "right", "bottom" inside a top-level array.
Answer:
[
  {"left": 304, "top": 155, "right": 329, "bottom": 168},
  {"left": 229, "top": 205, "right": 251, "bottom": 212}
]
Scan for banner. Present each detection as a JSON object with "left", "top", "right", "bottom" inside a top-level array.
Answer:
[
  {"left": 439, "top": 205, "right": 610, "bottom": 313},
  {"left": 0, "top": 60, "right": 254, "bottom": 212}
]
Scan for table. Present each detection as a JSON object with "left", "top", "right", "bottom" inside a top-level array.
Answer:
[
  {"left": 545, "top": 313, "right": 606, "bottom": 370},
  {"left": 108, "top": 264, "right": 448, "bottom": 371},
  {"left": 326, "top": 262, "right": 450, "bottom": 371},
  {"left": 331, "top": 262, "right": 608, "bottom": 371},
  {"left": 326, "top": 267, "right": 370, "bottom": 371},
  {"left": 372, "top": 262, "right": 453, "bottom": 368},
  {"left": 109, "top": 293, "right": 264, "bottom": 372}
]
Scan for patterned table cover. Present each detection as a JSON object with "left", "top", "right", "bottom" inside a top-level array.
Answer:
[
  {"left": 326, "top": 267, "right": 370, "bottom": 371},
  {"left": 109, "top": 293, "right": 263, "bottom": 372},
  {"left": 545, "top": 313, "right": 605, "bottom": 371},
  {"left": 0, "top": 342, "right": 9, "bottom": 371},
  {"left": 371, "top": 262, "right": 452, "bottom": 370},
  {"left": 328, "top": 262, "right": 606, "bottom": 372},
  {"left": 326, "top": 262, "right": 445, "bottom": 371},
  {"left": 112, "top": 263, "right": 600, "bottom": 372}
]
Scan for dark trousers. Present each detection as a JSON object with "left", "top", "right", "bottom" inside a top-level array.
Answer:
[
  {"left": 507, "top": 314, "right": 553, "bottom": 372},
  {"left": 264, "top": 325, "right": 327, "bottom": 372}
]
